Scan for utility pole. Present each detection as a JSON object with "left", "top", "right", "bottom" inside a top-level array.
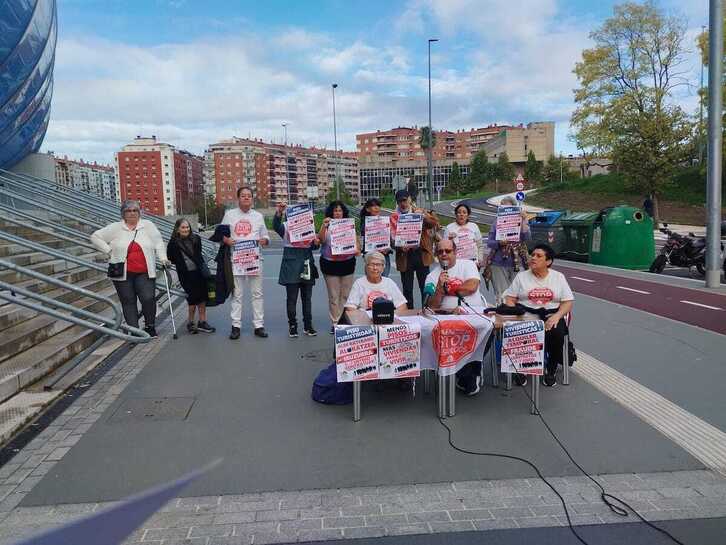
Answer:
[
  {"left": 706, "top": 0, "right": 723, "bottom": 288},
  {"left": 427, "top": 38, "right": 438, "bottom": 209},
  {"left": 282, "top": 122, "right": 290, "bottom": 203},
  {"left": 700, "top": 25, "right": 707, "bottom": 165},
  {"left": 332, "top": 83, "right": 340, "bottom": 201},
  {"left": 559, "top": 153, "right": 563, "bottom": 184}
]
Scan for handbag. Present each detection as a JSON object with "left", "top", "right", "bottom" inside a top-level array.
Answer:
[
  {"left": 178, "top": 237, "right": 212, "bottom": 279},
  {"left": 107, "top": 230, "right": 137, "bottom": 278}
]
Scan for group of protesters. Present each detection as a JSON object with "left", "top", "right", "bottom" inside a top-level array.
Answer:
[{"left": 91, "top": 185, "right": 573, "bottom": 389}]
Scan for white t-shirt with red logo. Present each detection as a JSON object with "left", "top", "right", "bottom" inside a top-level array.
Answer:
[
  {"left": 503, "top": 269, "right": 574, "bottom": 310},
  {"left": 424, "top": 259, "right": 484, "bottom": 310},
  {"left": 345, "top": 276, "right": 407, "bottom": 311},
  {"left": 221, "top": 208, "right": 270, "bottom": 243}
]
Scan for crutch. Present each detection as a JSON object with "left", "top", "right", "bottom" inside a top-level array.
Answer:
[{"left": 161, "top": 266, "right": 178, "bottom": 339}]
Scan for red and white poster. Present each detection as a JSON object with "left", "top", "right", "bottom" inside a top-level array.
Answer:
[
  {"left": 394, "top": 213, "right": 423, "bottom": 248},
  {"left": 364, "top": 216, "right": 391, "bottom": 253},
  {"left": 430, "top": 314, "right": 492, "bottom": 376},
  {"left": 335, "top": 325, "right": 379, "bottom": 382},
  {"left": 378, "top": 323, "right": 421, "bottom": 379},
  {"left": 454, "top": 229, "right": 477, "bottom": 260},
  {"left": 286, "top": 204, "right": 316, "bottom": 244},
  {"left": 232, "top": 240, "right": 260, "bottom": 276},
  {"left": 329, "top": 218, "right": 357, "bottom": 255},
  {"left": 501, "top": 320, "right": 545, "bottom": 376},
  {"left": 495, "top": 205, "right": 522, "bottom": 242}
]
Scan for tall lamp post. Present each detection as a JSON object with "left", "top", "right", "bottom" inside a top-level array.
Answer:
[
  {"left": 332, "top": 83, "right": 340, "bottom": 200},
  {"left": 282, "top": 122, "right": 290, "bottom": 203},
  {"left": 427, "top": 38, "right": 438, "bottom": 210}
]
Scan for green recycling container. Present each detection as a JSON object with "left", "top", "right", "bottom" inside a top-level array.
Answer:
[
  {"left": 589, "top": 205, "right": 654, "bottom": 269},
  {"left": 560, "top": 212, "right": 599, "bottom": 262}
]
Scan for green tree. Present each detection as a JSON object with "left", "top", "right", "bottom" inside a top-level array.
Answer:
[
  {"left": 524, "top": 150, "right": 543, "bottom": 184},
  {"left": 418, "top": 126, "right": 437, "bottom": 150},
  {"left": 543, "top": 154, "right": 567, "bottom": 185},
  {"left": 328, "top": 177, "right": 354, "bottom": 206},
  {"left": 697, "top": 20, "right": 726, "bottom": 170},
  {"left": 445, "top": 162, "right": 464, "bottom": 197},
  {"left": 495, "top": 152, "right": 515, "bottom": 185},
  {"left": 467, "top": 149, "right": 490, "bottom": 192},
  {"left": 571, "top": 1, "right": 692, "bottom": 224}
]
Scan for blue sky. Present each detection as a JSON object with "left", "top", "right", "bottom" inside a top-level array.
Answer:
[{"left": 44, "top": 0, "right": 709, "bottom": 164}]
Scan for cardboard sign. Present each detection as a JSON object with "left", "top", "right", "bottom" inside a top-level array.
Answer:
[
  {"left": 378, "top": 322, "right": 421, "bottom": 379},
  {"left": 329, "top": 218, "right": 357, "bottom": 255},
  {"left": 286, "top": 204, "right": 316, "bottom": 243},
  {"left": 454, "top": 228, "right": 477, "bottom": 260},
  {"left": 364, "top": 215, "right": 391, "bottom": 253},
  {"left": 394, "top": 213, "right": 423, "bottom": 248},
  {"left": 335, "top": 325, "right": 379, "bottom": 382},
  {"left": 430, "top": 314, "right": 491, "bottom": 376},
  {"left": 495, "top": 206, "right": 522, "bottom": 242},
  {"left": 500, "top": 320, "right": 545, "bottom": 376},
  {"left": 232, "top": 240, "right": 260, "bottom": 275}
]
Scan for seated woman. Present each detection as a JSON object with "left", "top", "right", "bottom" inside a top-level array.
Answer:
[
  {"left": 503, "top": 243, "right": 574, "bottom": 387},
  {"left": 344, "top": 251, "right": 407, "bottom": 314}
]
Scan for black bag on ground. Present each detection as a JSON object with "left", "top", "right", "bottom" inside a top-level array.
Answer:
[{"left": 311, "top": 363, "right": 353, "bottom": 405}]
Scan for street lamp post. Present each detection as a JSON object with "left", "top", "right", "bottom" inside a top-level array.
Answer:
[
  {"left": 700, "top": 25, "right": 706, "bottom": 165},
  {"left": 427, "top": 38, "right": 438, "bottom": 210},
  {"left": 202, "top": 189, "right": 208, "bottom": 227},
  {"left": 332, "top": 83, "right": 340, "bottom": 201},
  {"left": 282, "top": 122, "right": 290, "bottom": 203}
]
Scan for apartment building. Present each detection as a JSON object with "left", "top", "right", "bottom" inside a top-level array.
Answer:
[
  {"left": 55, "top": 156, "right": 117, "bottom": 202},
  {"left": 115, "top": 136, "right": 204, "bottom": 216},
  {"left": 482, "top": 122, "right": 555, "bottom": 164}
]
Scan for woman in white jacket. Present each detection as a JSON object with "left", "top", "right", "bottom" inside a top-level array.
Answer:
[{"left": 90, "top": 200, "right": 169, "bottom": 337}]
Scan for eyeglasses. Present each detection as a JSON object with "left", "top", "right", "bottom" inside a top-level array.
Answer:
[
  {"left": 124, "top": 209, "right": 140, "bottom": 213},
  {"left": 436, "top": 248, "right": 453, "bottom": 254}
]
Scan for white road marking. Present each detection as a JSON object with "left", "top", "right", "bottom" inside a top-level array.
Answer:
[
  {"left": 570, "top": 276, "right": 595, "bottom": 283},
  {"left": 616, "top": 286, "right": 651, "bottom": 295},
  {"left": 574, "top": 352, "right": 726, "bottom": 476},
  {"left": 679, "top": 300, "right": 723, "bottom": 311}
]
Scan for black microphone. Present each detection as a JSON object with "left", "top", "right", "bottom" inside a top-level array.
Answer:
[{"left": 440, "top": 259, "right": 449, "bottom": 295}]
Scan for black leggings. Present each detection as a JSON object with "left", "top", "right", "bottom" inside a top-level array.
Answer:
[
  {"left": 113, "top": 272, "right": 156, "bottom": 328},
  {"left": 401, "top": 266, "right": 429, "bottom": 309},
  {"left": 286, "top": 283, "right": 313, "bottom": 328},
  {"left": 545, "top": 318, "right": 568, "bottom": 374}
]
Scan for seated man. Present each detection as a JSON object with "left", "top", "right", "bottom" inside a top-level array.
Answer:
[
  {"left": 344, "top": 251, "right": 408, "bottom": 313},
  {"left": 425, "top": 238, "right": 487, "bottom": 396}
]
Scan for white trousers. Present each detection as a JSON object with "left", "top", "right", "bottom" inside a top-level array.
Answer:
[{"left": 231, "top": 274, "right": 264, "bottom": 329}]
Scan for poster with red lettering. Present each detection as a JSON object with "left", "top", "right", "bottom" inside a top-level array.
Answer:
[
  {"left": 500, "top": 320, "right": 545, "bottom": 376},
  {"left": 495, "top": 205, "right": 522, "bottom": 242},
  {"left": 378, "top": 323, "right": 421, "bottom": 379},
  {"left": 454, "top": 229, "right": 477, "bottom": 260},
  {"left": 329, "top": 218, "right": 357, "bottom": 255},
  {"left": 335, "top": 325, "right": 379, "bottom": 382},
  {"left": 232, "top": 240, "right": 260, "bottom": 276},
  {"left": 287, "top": 204, "right": 316, "bottom": 244},
  {"left": 431, "top": 315, "right": 492, "bottom": 376}
]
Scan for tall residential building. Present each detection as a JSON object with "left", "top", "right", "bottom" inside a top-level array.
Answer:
[
  {"left": 204, "top": 138, "right": 359, "bottom": 207},
  {"left": 356, "top": 122, "right": 555, "bottom": 199},
  {"left": 115, "top": 136, "right": 204, "bottom": 216},
  {"left": 55, "top": 156, "right": 117, "bottom": 201}
]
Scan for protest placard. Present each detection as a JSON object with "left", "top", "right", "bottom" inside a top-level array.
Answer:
[
  {"left": 431, "top": 314, "right": 492, "bottom": 376},
  {"left": 232, "top": 240, "right": 260, "bottom": 275},
  {"left": 378, "top": 322, "right": 421, "bottom": 379},
  {"left": 329, "top": 218, "right": 357, "bottom": 255},
  {"left": 335, "top": 325, "right": 379, "bottom": 382},
  {"left": 364, "top": 216, "right": 390, "bottom": 253},
  {"left": 495, "top": 205, "right": 523, "bottom": 242},
  {"left": 286, "top": 204, "right": 316, "bottom": 244},
  {"left": 454, "top": 228, "right": 477, "bottom": 260},
  {"left": 394, "top": 213, "right": 423, "bottom": 248},
  {"left": 500, "top": 320, "right": 545, "bottom": 375}
]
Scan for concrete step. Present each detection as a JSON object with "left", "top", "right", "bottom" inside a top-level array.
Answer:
[
  {"left": 0, "top": 246, "right": 90, "bottom": 267},
  {"left": 0, "top": 223, "right": 91, "bottom": 238},
  {"left": 0, "top": 266, "right": 103, "bottom": 310},
  {"left": 0, "top": 285, "right": 117, "bottom": 364},
  {"left": 0, "top": 322, "right": 106, "bottom": 404},
  {"left": 0, "top": 238, "right": 71, "bottom": 257},
  {"left": 0, "top": 249, "right": 100, "bottom": 284},
  {"left": 0, "top": 275, "right": 110, "bottom": 332}
]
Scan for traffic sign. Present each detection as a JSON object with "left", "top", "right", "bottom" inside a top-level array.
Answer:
[
  {"left": 515, "top": 191, "right": 526, "bottom": 202},
  {"left": 516, "top": 182, "right": 524, "bottom": 191}
]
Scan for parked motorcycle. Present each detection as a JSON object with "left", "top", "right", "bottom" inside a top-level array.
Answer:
[{"left": 650, "top": 224, "right": 724, "bottom": 276}]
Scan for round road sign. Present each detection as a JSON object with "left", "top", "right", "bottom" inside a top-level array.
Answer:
[
  {"left": 515, "top": 191, "right": 526, "bottom": 201},
  {"left": 516, "top": 182, "right": 524, "bottom": 191}
]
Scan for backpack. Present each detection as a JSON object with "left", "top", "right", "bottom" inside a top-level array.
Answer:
[{"left": 311, "top": 363, "right": 353, "bottom": 405}]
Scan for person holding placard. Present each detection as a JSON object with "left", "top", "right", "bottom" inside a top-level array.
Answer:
[
  {"left": 319, "top": 201, "right": 360, "bottom": 333},
  {"left": 220, "top": 186, "right": 270, "bottom": 340},
  {"left": 484, "top": 196, "right": 530, "bottom": 304},
  {"left": 503, "top": 243, "right": 574, "bottom": 387},
  {"left": 274, "top": 201, "right": 320, "bottom": 338},
  {"left": 444, "top": 203, "right": 484, "bottom": 267},
  {"left": 360, "top": 198, "right": 392, "bottom": 277},
  {"left": 390, "top": 190, "right": 439, "bottom": 309}
]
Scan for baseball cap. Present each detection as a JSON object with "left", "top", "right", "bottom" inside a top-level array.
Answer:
[{"left": 395, "top": 189, "right": 410, "bottom": 202}]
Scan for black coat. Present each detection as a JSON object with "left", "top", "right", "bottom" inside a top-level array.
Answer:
[
  {"left": 209, "top": 225, "right": 234, "bottom": 304},
  {"left": 167, "top": 234, "right": 204, "bottom": 276},
  {"left": 273, "top": 213, "right": 319, "bottom": 285}
]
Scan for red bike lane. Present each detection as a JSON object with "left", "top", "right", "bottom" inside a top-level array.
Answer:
[{"left": 556, "top": 264, "right": 726, "bottom": 335}]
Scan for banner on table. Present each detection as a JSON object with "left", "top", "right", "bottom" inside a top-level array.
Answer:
[
  {"left": 431, "top": 314, "right": 492, "bottom": 376},
  {"left": 378, "top": 322, "right": 421, "bottom": 379},
  {"left": 232, "top": 240, "right": 260, "bottom": 276},
  {"left": 500, "top": 320, "right": 545, "bottom": 376},
  {"left": 454, "top": 229, "right": 477, "bottom": 260},
  {"left": 329, "top": 218, "right": 357, "bottom": 255},
  {"left": 394, "top": 213, "right": 423, "bottom": 248},
  {"left": 286, "top": 204, "right": 316, "bottom": 244},
  {"left": 495, "top": 206, "right": 522, "bottom": 242},
  {"left": 335, "top": 325, "right": 379, "bottom": 382},
  {"left": 364, "top": 216, "right": 391, "bottom": 253}
]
